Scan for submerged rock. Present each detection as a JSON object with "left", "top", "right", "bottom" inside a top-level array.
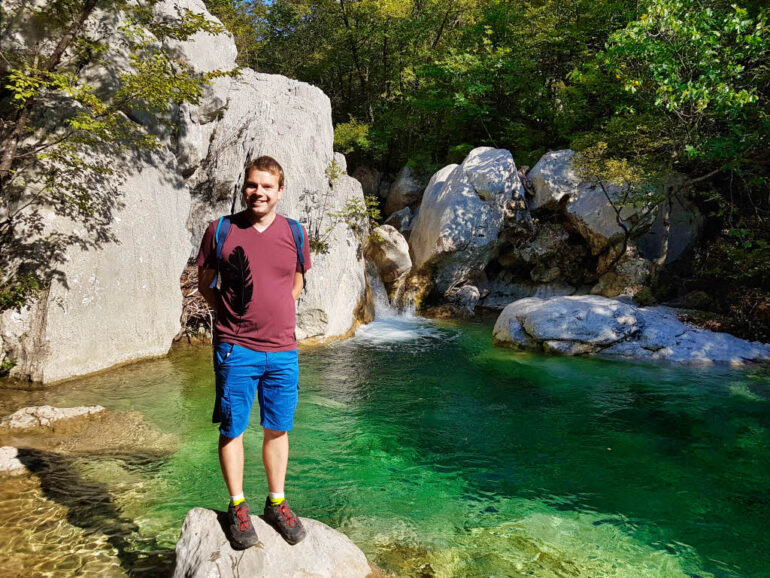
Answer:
[
  {"left": 173, "top": 508, "right": 371, "bottom": 578},
  {"left": 0, "top": 405, "right": 105, "bottom": 431},
  {"left": 0, "top": 407, "right": 177, "bottom": 456},
  {"left": 493, "top": 295, "right": 770, "bottom": 365}
]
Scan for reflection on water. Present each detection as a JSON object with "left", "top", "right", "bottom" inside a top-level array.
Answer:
[{"left": 0, "top": 312, "right": 769, "bottom": 577}]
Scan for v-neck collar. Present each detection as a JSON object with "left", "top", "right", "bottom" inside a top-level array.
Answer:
[{"left": 248, "top": 213, "right": 280, "bottom": 234}]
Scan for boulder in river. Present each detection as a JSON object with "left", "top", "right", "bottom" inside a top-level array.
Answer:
[
  {"left": 173, "top": 508, "right": 371, "bottom": 578},
  {"left": 409, "top": 147, "right": 528, "bottom": 294},
  {"left": 493, "top": 295, "right": 770, "bottom": 365},
  {"left": 528, "top": 150, "right": 651, "bottom": 255},
  {"left": 365, "top": 225, "right": 412, "bottom": 287}
]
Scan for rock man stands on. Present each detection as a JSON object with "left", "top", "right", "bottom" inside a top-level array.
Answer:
[{"left": 197, "top": 156, "right": 312, "bottom": 549}]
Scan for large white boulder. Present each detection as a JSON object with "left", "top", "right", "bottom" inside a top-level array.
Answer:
[
  {"left": 493, "top": 295, "right": 770, "bottom": 365},
  {"left": 2, "top": 149, "right": 191, "bottom": 384},
  {"left": 409, "top": 147, "right": 528, "bottom": 293},
  {"left": 1, "top": 0, "right": 371, "bottom": 381},
  {"left": 173, "top": 508, "right": 371, "bottom": 578},
  {"left": 365, "top": 225, "right": 412, "bottom": 286}
]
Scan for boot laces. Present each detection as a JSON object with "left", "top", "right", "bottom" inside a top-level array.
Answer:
[
  {"left": 278, "top": 502, "right": 297, "bottom": 528},
  {"left": 235, "top": 504, "right": 251, "bottom": 532}
]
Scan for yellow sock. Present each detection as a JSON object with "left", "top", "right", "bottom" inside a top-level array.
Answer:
[
  {"left": 269, "top": 493, "right": 285, "bottom": 506},
  {"left": 231, "top": 493, "right": 245, "bottom": 507}
]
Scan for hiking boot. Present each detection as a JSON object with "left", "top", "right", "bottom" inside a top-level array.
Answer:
[
  {"left": 227, "top": 501, "right": 260, "bottom": 550},
  {"left": 263, "top": 497, "right": 307, "bottom": 545}
]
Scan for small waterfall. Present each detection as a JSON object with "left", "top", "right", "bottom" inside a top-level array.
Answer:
[
  {"left": 356, "top": 261, "right": 438, "bottom": 345},
  {"left": 365, "top": 261, "right": 397, "bottom": 318}
]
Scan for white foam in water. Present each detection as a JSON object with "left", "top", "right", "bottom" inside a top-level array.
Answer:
[
  {"left": 353, "top": 311, "right": 442, "bottom": 345},
  {"left": 353, "top": 267, "right": 445, "bottom": 346}
]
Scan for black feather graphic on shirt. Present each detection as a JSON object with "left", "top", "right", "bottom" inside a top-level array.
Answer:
[{"left": 221, "top": 246, "right": 253, "bottom": 317}]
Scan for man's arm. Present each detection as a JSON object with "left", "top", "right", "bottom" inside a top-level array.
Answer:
[
  {"left": 198, "top": 267, "right": 220, "bottom": 312},
  {"left": 292, "top": 272, "right": 303, "bottom": 301}
]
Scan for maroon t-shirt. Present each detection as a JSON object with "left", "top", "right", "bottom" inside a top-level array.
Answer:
[{"left": 196, "top": 212, "right": 311, "bottom": 352}]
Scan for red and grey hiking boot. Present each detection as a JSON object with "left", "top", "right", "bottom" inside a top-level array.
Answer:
[
  {"left": 227, "top": 501, "right": 260, "bottom": 550},
  {"left": 263, "top": 497, "right": 307, "bottom": 545}
]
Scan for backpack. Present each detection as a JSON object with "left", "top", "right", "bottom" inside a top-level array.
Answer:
[{"left": 208, "top": 214, "right": 306, "bottom": 291}]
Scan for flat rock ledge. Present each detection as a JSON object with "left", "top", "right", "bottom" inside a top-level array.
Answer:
[
  {"left": 173, "top": 508, "right": 372, "bottom": 578},
  {"left": 0, "top": 405, "right": 105, "bottom": 431},
  {"left": 493, "top": 295, "right": 770, "bottom": 366}
]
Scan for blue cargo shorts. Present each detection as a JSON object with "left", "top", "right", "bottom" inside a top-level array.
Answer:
[{"left": 212, "top": 342, "right": 300, "bottom": 438}]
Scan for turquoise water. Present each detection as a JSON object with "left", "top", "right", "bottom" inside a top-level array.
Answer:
[{"left": 1, "top": 313, "right": 769, "bottom": 576}]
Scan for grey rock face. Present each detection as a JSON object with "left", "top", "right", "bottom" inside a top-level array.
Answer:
[
  {"left": 365, "top": 226, "right": 412, "bottom": 285},
  {"left": 0, "top": 405, "right": 105, "bottom": 431},
  {"left": 528, "top": 150, "right": 651, "bottom": 255},
  {"left": 0, "top": 447, "right": 28, "bottom": 476},
  {"left": 384, "top": 206, "right": 414, "bottom": 237},
  {"left": 409, "top": 147, "right": 528, "bottom": 294},
  {"left": 636, "top": 195, "right": 703, "bottom": 264},
  {"left": 385, "top": 165, "right": 425, "bottom": 215},
  {"left": 179, "top": 65, "right": 367, "bottom": 342},
  {"left": 3, "top": 149, "right": 191, "bottom": 384},
  {"left": 493, "top": 295, "right": 770, "bottom": 365},
  {"left": 2, "top": 0, "right": 371, "bottom": 381},
  {"left": 527, "top": 150, "right": 578, "bottom": 212},
  {"left": 173, "top": 508, "right": 370, "bottom": 578},
  {"left": 295, "top": 174, "right": 369, "bottom": 340}
]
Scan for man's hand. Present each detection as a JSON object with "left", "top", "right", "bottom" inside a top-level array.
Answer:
[
  {"left": 198, "top": 267, "right": 220, "bottom": 313},
  {"left": 292, "top": 272, "right": 304, "bottom": 301}
]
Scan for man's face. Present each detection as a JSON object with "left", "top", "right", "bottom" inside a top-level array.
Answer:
[{"left": 243, "top": 168, "right": 283, "bottom": 220}]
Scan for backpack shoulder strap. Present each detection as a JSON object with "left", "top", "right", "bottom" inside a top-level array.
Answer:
[
  {"left": 209, "top": 215, "right": 232, "bottom": 289},
  {"left": 286, "top": 217, "right": 306, "bottom": 290}
]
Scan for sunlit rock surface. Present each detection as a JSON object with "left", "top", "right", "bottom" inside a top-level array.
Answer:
[
  {"left": 0, "top": 446, "right": 26, "bottom": 476},
  {"left": 0, "top": 0, "right": 369, "bottom": 381},
  {"left": 409, "top": 147, "right": 528, "bottom": 294},
  {"left": 493, "top": 295, "right": 770, "bottom": 365},
  {"left": 173, "top": 508, "right": 371, "bottom": 578}
]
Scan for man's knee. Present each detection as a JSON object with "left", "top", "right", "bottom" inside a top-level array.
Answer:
[
  {"left": 219, "top": 432, "right": 244, "bottom": 448},
  {"left": 263, "top": 427, "right": 287, "bottom": 441}
]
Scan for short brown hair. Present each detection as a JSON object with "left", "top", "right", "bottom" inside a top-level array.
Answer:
[{"left": 244, "top": 155, "right": 284, "bottom": 189}]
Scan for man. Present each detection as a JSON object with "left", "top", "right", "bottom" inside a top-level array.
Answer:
[{"left": 196, "top": 155, "right": 311, "bottom": 549}]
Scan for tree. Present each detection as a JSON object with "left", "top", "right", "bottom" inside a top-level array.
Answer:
[
  {"left": 0, "top": 0, "right": 229, "bottom": 309},
  {"left": 565, "top": 0, "right": 769, "bottom": 277}
]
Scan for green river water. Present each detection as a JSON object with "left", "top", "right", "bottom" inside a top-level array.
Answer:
[{"left": 1, "top": 312, "right": 769, "bottom": 577}]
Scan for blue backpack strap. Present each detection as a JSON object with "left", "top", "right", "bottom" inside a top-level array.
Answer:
[
  {"left": 287, "top": 218, "right": 306, "bottom": 289},
  {"left": 209, "top": 215, "right": 232, "bottom": 289}
]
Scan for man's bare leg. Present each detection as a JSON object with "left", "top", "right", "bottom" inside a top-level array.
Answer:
[
  {"left": 262, "top": 427, "right": 289, "bottom": 493},
  {"left": 219, "top": 433, "right": 244, "bottom": 497}
]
